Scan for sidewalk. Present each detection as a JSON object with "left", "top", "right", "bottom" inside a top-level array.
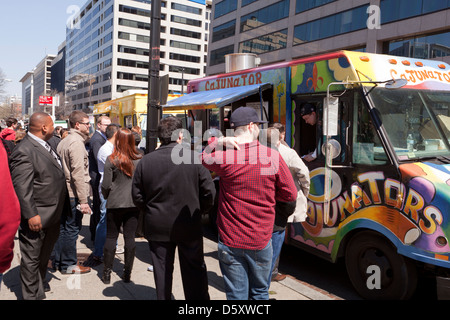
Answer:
[{"left": 0, "top": 214, "right": 335, "bottom": 301}]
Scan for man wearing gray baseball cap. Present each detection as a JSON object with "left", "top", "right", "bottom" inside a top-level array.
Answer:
[{"left": 201, "top": 106, "right": 297, "bottom": 300}]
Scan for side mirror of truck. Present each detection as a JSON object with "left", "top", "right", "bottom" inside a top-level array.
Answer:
[
  {"left": 323, "top": 96, "right": 339, "bottom": 137},
  {"left": 322, "top": 139, "right": 341, "bottom": 159}
]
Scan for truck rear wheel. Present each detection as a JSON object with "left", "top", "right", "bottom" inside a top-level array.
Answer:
[{"left": 345, "top": 231, "right": 417, "bottom": 300}]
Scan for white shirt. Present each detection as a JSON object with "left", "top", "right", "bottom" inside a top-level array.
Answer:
[
  {"left": 28, "top": 132, "right": 61, "bottom": 167},
  {"left": 27, "top": 131, "right": 47, "bottom": 149},
  {"left": 97, "top": 140, "right": 114, "bottom": 189}
]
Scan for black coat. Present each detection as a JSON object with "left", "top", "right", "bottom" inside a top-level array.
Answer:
[
  {"left": 88, "top": 131, "right": 106, "bottom": 187},
  {"left": 10, "top": 135, "right": 68, "bottom": 229},
  {"left": 132, "top": 143, "right": 215, "bottom": 242}
]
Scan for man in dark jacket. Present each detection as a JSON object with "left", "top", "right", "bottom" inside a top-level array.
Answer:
[
  {"left": 87, "top": 115, "right": 111, "bottom": 241},
  {"left": 10, "top": 112, "right": 68, "bottom": 299},
  {"left": 132, "top": 116, "right": 215, "bottom": 300}
]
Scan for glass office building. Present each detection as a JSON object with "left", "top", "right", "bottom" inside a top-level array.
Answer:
[
  {"left": 208, "top": 0, "right": 450, "bottom": 75},
  {"left": 65, "top": 0, "right": 211, "bottom": 110}
]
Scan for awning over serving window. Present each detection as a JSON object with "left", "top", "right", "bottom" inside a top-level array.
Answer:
[{"left": 161, "top": 83, "right": 272, "bottom": 111}]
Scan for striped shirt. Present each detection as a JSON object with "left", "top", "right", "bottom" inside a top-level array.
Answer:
[{"left": 202, "top": 139, "right": 297, "bottom": 250}]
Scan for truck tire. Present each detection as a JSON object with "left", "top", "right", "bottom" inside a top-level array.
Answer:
[{"left": 345, "top": 231, "right": 417, "bottom": 300}]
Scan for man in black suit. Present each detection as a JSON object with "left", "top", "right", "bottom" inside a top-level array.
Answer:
[
  {"left": 88, "top": 115, "right": 111, "bottom": 241},
  {"left": 10, "top": 112, "right": 68, "bottom": 300},
  {"left": 132, "top": 117, "right": 215, "bottom": 300}
]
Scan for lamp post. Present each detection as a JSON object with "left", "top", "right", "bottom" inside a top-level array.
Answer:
[{"left": 146, "top": 0, "right": 161, "bottom": 153}]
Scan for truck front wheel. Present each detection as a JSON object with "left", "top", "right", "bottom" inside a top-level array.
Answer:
[{"left": 345, "top": 231, "right": 417, "bottom": 300}]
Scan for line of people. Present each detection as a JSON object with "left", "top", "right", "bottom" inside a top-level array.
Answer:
[{"left": 0, "top": 106, "right": 310, "bottom": 301}]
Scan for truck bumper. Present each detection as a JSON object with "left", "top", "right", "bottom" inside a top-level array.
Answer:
[{"left": 437, "top": 276, "right": 450, "bottom": 300}]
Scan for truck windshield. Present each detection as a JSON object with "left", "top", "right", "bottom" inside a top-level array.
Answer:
[{"left": 369, "top": 88, "right": 450, "bottom": 161}]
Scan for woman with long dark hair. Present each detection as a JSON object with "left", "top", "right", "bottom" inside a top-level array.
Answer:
[{"left": 101, "top": 128, "right": 142, "bottom": 284}]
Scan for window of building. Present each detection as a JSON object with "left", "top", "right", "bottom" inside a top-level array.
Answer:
[
  {"left": 381, "top": 0, "right": 450, "bottom": 24},
  {"left": 118, "top": 72, "right": 149, "bottom": 82},
  {"left": 240, "top": 0, "right": 290, "bottom": 32},
  {"left": 171, "top": 2, "right": 202, "bottom": 15},
  {"left": 118, "top": 45, "right": 149, "bottom": 56},
  {"left": 209, "top": 44, "right": 234, "bottom": 66},
  {"left": 103, "top": 58, "right": 112, "bottom": 68},
  {"left": 170, "top": 40, "right": 201, "bottom": 51},
  {"left": 169, "top": 65, "right": 200, "bottom": 75},
  {"left": 212, "top": 19, "right": 235, "bottom": 43},
  {"left": 103, "top": 45, "right": 113, "bottom": 56},
  {"left": 117, "top": 58, "right": 149, "bottom": 69},
  {"left": 214, "top": 0, "right": 237, "bottom": 19},
  {"left": 104, "top": 5, "right": 113, "bottom": 18},
  {"left": 103, "top": 31, "right": 113, "bottom": 43},
  {"left": 104, "top": 18, "right": 113, "bottom": 30},
  {"left": 239, "top": 29, "right": 288, "bottom": 54},
  {"left": 385, "top": 30, "right": 450, "bottom": 59},
  {"left": 119, "top": 4, "right": 151, "bottom": 17},
  {"left": 295, "top": 0, "right": 337, "bottom": 13},
  {"left": 241, "top": 0, "right": 258, "bottom": 7},
  {"left": 169, "top": 52, "right": 201, "bottom": 63},
  {"left": 117, "top": 85, "right": 146, "bottom": 93},
  {"left": 171, "top": 15, "right": 202, "bottom": 27},
  {"left": 293, "top": 5, "right": 368, "bottom": 43},
  {"left": 170, "top": 27, "right": 201, "bottom": 39},
  {"left": 119, "top": 18, "right": 151, "bottom": 30}
]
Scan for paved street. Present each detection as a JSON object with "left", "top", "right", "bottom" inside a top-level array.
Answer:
[{"left": 0, "top": 214, "right": 339, "bottom": 301}]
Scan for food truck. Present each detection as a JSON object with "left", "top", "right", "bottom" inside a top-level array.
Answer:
[
  {"left": 93, "top": 92, "right": 182, "bottom": 133},
  {"left": 163, "top": 51, "right": 450, "bottom": 299}
]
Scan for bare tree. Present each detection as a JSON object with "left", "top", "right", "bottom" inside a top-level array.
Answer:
[
  {"left": 0, "top": 68, "right": 8, "bottom": 96},
  {"left": 47, "top": 89, "right": 75, "bottom": 120}
]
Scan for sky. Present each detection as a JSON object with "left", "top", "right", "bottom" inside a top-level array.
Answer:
[{"left": 0, "top": 0, "right": 87, "bottom": 98}]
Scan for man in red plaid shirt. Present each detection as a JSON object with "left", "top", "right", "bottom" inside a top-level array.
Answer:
[{"left": 202, "top": 107, "right": 297, "bottom": 300}]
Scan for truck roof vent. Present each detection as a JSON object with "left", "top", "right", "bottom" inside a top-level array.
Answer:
[{"left": 225, "top": 53, "right": 261, "bottom": 73}]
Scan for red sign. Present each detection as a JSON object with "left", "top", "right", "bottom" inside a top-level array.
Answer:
[{"left": 39, "top": 96, "right": 53, "bottom": 105}]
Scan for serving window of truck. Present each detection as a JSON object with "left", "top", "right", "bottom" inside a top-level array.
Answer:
[{"left": 163, "top": 51, "right": 450, "bottom": 300}]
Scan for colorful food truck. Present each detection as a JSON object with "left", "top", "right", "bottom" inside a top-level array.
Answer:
[{"left": 163, "top": 51, "right": 450, "bottom": 299}]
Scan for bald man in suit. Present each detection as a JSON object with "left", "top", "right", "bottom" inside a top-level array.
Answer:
[{"left": 10, "top": 112, "right": 69, "bottom": 300}]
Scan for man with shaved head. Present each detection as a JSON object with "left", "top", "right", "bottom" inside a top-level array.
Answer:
[{"left": 10, "top": 112, "right": 69, "bottom": 300}]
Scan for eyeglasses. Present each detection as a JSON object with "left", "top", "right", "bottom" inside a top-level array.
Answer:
[{"left": 79, "top": 122, "right": 91, "bottom": 126}]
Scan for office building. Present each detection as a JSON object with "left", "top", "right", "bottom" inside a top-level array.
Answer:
[
  {"left": 51, "top": 41, "right": 67, "bottom": 94},
  {"left": 20, "top": 54, "right": 56, "bottom": 115},
  {"left": 208, "top": 0, "right": 450, "bottom": 75},
  {"left": 65, "top": 0, "right": 212, "bottom": 110}
]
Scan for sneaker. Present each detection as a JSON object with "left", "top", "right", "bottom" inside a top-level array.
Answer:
[{"left": 147, "top": 265, "right": 154, "bottom": 272}]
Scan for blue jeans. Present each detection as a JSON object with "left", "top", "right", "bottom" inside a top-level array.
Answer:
[
  {"left": 93, "top": 192, "right": 107, "bottom": 257},
  {"left": 268, "top": 230, "right": 285, "bottom": 285},
  {"left": 53, "top": 198, "right": 84, "bottom": 272},
  {"left": 218, "top": 239, "right": 272, "bottom": 300}
]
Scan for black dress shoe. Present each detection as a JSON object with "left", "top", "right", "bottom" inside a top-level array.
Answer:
[{"left": 44, "top": 282, "right": 51, "bottom": 292}]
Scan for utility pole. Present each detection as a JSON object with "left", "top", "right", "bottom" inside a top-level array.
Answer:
[{"left": 146, "top": 0, "right": 161, "bottom": 153}]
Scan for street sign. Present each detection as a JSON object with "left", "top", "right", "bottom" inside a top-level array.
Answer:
[{"left": 39, "top": 96, "right": 53, "bottom": 105}]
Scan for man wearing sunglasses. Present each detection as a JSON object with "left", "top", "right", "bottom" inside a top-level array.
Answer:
[{"left": 53, "top": 111, "right": 92, "bottom": 275}]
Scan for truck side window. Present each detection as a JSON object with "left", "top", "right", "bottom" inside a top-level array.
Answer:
[{"left": 353, "top": 93, "right": 387, "bottom": 165}]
